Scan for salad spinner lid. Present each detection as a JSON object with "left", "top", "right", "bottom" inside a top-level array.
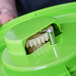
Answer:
[{"left": 5, "top": 17, "right": 61, "bottom": 55}]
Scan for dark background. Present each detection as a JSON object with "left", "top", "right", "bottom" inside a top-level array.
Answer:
[{"left": 15, "top": 0, "right": 75, "bottom": 16}]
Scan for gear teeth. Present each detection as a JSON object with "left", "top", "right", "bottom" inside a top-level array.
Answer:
[
  {"left": 29, "top": 40, "right": 33, "bottom": 47},
  {"left": 25, "top": 26, "right": 53, "bottom": 48},
  {"left": 33, "top": 39, "right": 37, "bottom": 46},
  {"left": 44, "top": 33, "right": 49, "bottom": 41},
  {"left": 25, "top": 26, "right": 54, "bottom": 54},
  {"left": 40, "top": 37, "right": 45, "bottom": 43},
  {"left": 36, "top": 38, "right": 41, "bottom": 45},
  {"left": 26, "top": 32, "right": 49, "bottom": 48}
]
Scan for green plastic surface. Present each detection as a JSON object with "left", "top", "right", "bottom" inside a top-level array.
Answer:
[{"left": 0, "top": 2, "right": 76, "bottom": 76}]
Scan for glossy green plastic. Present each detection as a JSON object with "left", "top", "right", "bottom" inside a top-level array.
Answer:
[{"left": 0, "top": 2, "right": 76, "bottom": 76}]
